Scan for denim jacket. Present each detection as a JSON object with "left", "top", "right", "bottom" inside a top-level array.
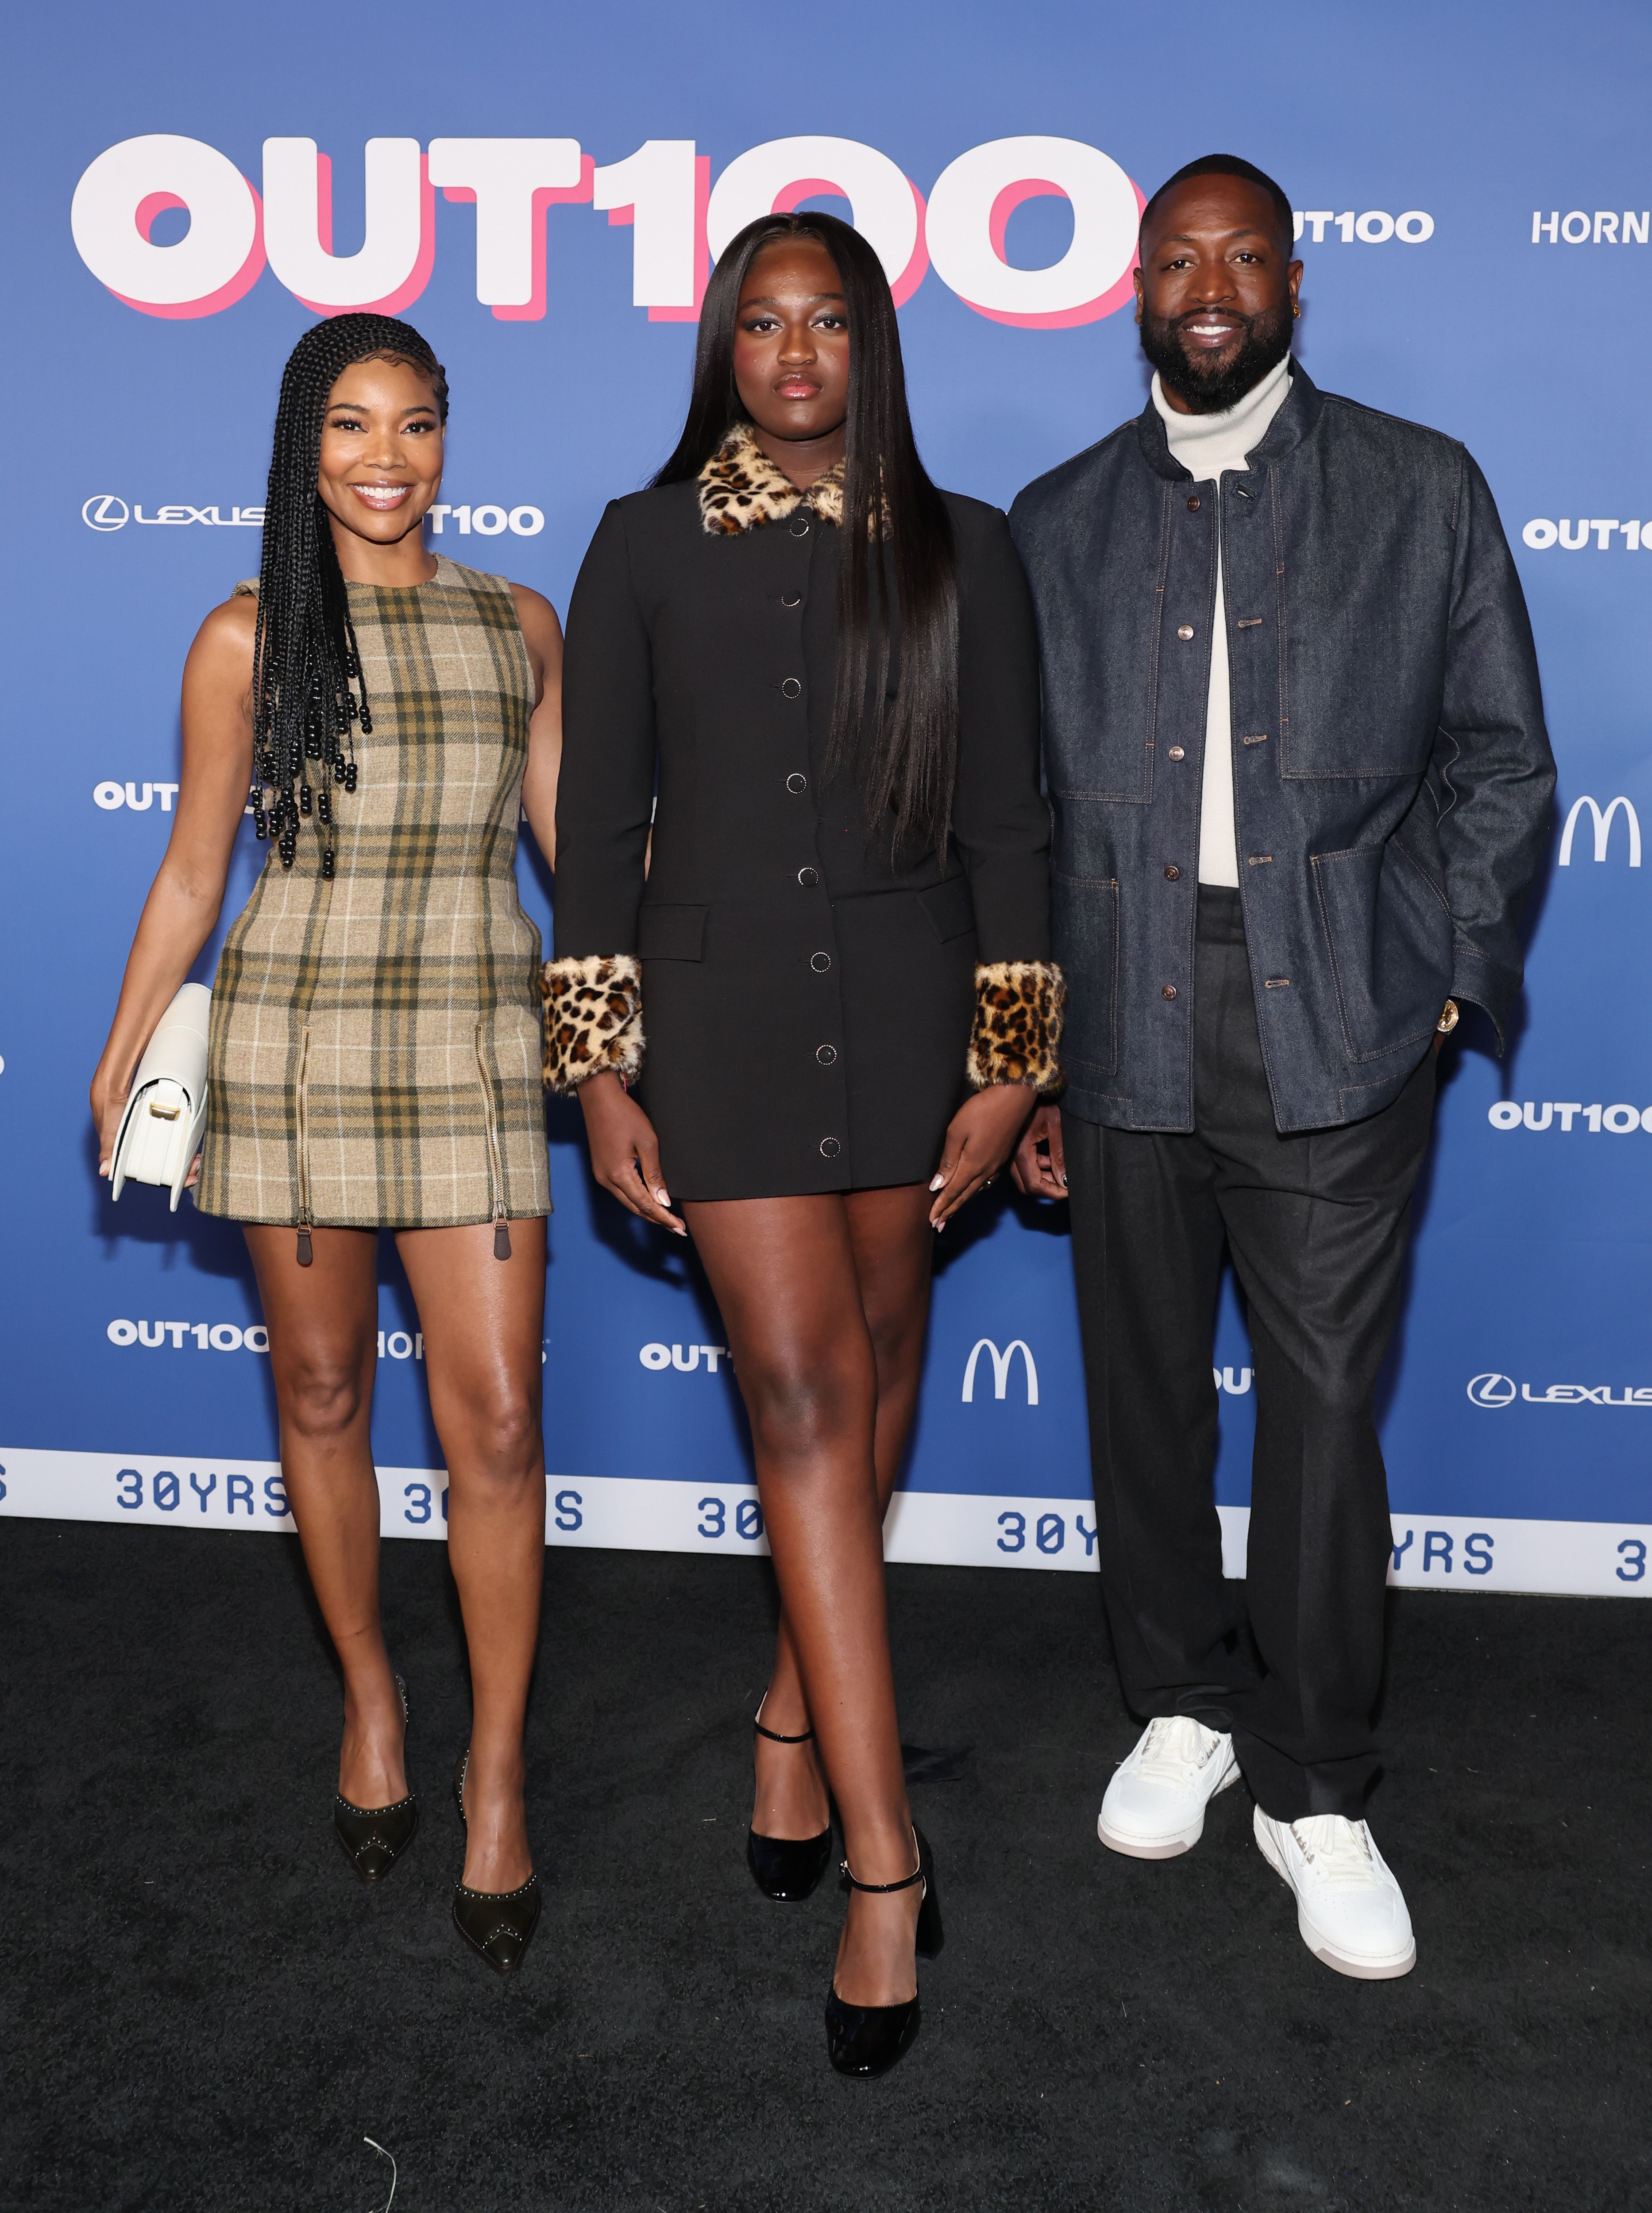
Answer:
[{"left": 1008, "top": 365, "right": 1555, "bottom": 1133}]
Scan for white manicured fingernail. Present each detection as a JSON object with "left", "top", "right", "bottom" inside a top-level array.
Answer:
[
  {"left": 928, "top": 1174, "right": 945, "bottom": 1191},
  {"left": 656, "top": 1190, "right": 671, "bottom": 1205}
]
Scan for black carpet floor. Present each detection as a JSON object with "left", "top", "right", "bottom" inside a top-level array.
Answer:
[{"left": 3, "top": 1520, "right": 1648, "bottom": 2213}]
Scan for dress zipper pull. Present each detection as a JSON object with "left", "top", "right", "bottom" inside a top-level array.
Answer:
[
  {"left": 296, "top": 1228, "right": 313, "bottom": 1267},
  {"left": 493, "top": 1218, "right": 512, "bottom": 1261}
]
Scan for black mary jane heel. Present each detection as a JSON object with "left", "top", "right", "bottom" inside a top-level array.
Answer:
[
  {"left": 747, "top": 1700, "right": 834, "bottom": 1902},
  {"left": 332, "top": 1674, "right": 418, "bottom": 1884},
  {"left": 450, "top": 1747, "right": 540, "bottom": 1977},
  {"left": 824, "top": 1826, "right": 943, "bottom": 2079}
]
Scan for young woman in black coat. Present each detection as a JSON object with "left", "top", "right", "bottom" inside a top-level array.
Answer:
[{"left": 548, "top": 212, "right": 1060, "bottom": 2077}]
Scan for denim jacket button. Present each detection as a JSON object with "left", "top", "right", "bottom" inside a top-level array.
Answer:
[
  {"left": 1167, "top": 746, "right": 1186, "bottom": 762},
  {"left": 1177, "top": 624, "right": 1195, "bottom": 640},
  {"left": 1186, "top": 495, "right": 1201, "bottom": 512},
  {"left": 1161, "top": 985, "right": 1178, "bottom": 1001},
  {"left": 1163, "top": 864, "right": 1180, "bottom": 881}
]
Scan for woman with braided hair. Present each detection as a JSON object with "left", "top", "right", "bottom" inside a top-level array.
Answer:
[{"left": 90, "top": 315, "right": 562, "bottom": 1976}]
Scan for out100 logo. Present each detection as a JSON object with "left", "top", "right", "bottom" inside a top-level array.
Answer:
[{"left": 73, "top": 131, "right": 1146, "bottom": 328}]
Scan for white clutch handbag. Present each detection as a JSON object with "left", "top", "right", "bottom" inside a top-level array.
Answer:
[{"left": 110, "top": 982, "right": 212, "bottom": 1211}]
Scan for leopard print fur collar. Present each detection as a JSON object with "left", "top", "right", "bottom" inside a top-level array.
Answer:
[{"left": 697, "top": 424, "right": 844, "bottom": 536}]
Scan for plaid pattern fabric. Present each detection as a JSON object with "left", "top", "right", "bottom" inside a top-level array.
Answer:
[{"left": 197, "top": 558, "right": 552, "bottom": 1229}]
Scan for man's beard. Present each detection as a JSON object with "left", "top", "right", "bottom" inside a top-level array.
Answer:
[{"left": 1139, "top": 301, "right": 1293, "bottom": 416}]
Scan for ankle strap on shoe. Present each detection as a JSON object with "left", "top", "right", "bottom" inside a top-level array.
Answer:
[
  {"left": 753, "top": 1708, "right": 819, "bottom": 1744},
  {"left": 840, "top": 1854, "right": 923, "bottom": 1895}
]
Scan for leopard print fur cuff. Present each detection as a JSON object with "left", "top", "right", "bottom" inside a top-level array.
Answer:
[
  {"left": 966, "top": 961, "right": 1065, "bottom": 1092},
  {"left": 541, "top": 955, "right": 644, "bottom": 1095}
]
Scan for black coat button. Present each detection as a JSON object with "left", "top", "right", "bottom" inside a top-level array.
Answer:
[
  {"left": 797, "top": 867, "right": 820, "bottom": 887},
  {"left": 816, "top": 1044, "right": 838, "bottom": 1065},
  {"left": 781, "top": 677, "right": 803, "bottom": 699},
  {"left": 819, "top": 1136, "right": 841, "bottom": 1158},
  {"left": 786, "top": 773, "right": 807, "bottom": 794},
  {"left": 810, "top": 951, "right": 832, "bottom": 973},
  {"left": 782, "top": 592, "right": 802, "bottom": 608},
  {"left": 790, "top": 515, "right": 810, "bottom": 537}
]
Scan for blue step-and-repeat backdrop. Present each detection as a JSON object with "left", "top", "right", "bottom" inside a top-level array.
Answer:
[{"left": 2, "top": 0, "right": 1648, "bottom": 1597}]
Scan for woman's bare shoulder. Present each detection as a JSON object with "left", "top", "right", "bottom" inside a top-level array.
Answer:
[
  {"left": 509, "top": 580, "right": 563, "bottom": 636},
  {"left": 199, "top": 585, "right": 258, "bottom": 641},
  {"left": 509, "top": 582, "right": 564, "bottom": 671},
  {"left": 185, "top": 586, "right": 259, "bottom": 683}
]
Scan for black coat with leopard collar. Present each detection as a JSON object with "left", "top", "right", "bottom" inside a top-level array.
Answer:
[{"left": 547, "top": 437, "right": 1059, "bottom": 1196}]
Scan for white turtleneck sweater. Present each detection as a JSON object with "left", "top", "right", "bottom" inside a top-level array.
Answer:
[{"left": 1150, "top": 353, "right": 1293, "bottom": 887}]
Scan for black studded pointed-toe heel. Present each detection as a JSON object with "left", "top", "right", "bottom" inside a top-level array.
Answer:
[
  {"left": 748, "top": 1702, "right": 833, "bottom": 1902},
  {"left": 824, "top": 1826, "right": 942, "bottom": 2079},
  {"left": 334, "top": 1790, "right": 418, "bottom": 1883},
  {"left": 450, "top": 1747, "right": 540, "bottom": 1977},
  {"left": 332, "top": 1674, "right": 417, "bottom": 1883}
]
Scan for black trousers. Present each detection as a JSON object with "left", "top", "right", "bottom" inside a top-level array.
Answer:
[{"left": 1065, "top": 887, "right": 1436, "bottom": 1819}]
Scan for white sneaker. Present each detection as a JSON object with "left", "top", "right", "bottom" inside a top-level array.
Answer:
[
  {"left": 1097, "top": 1716, "right": 1240, "bottom": 1859},
  {"left": 1253, "top": 1806, "right": 1417, "bottom": 1979}
]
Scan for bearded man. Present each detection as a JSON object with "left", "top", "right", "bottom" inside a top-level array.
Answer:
[{"left": 1007, "top": 155, "right": 1553, "bottom": 1978}]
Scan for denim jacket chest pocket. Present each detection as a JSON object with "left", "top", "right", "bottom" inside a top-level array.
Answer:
[
  {"left": 1260, "top": 456, "right": 1453, "bottom": 781},
  {"left": 1038, "top": 472, "right": 1173, "bottom": 807}
]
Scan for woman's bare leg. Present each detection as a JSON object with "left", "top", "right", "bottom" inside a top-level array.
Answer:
[
  {"left": 754, "top": 1185, "right": 934, "bottom": 1841},
  {"left": 396, "top": 1218, "right": 546, "bottom": 1892},
  {"left": 243, "top": 1224, "right": 405, "bottom": 1809},
  {"left": 689, "top": 1195, "right": 924, "bottom": 2006}
]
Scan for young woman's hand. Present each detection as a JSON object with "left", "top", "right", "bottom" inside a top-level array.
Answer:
[
  {"left": 91, "top": 1066, "right": 131, "bottom": 1180},
  {"left": 92, "top": 1066, "right": 201, "bottom": 1187},
  {"left": 1009, "top": 1102, "right": 1068, "bottom": 1202},
  {"left": 928, "top": 1083, "right": 1037, "bottom": 1229},
  {"left": 578, "top": 1072, "right": 686, "bottom": 1235}
]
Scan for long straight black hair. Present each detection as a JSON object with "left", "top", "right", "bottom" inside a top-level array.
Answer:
[
  {"left": 653, "top": 212, "right": 958, "bottom": 859},
  {"left": 250, "top": 314, "right": 448, "bottom": 877}
]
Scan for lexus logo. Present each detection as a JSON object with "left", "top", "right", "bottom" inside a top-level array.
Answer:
[
  {"left": 80, "top": 495, "right": 263, "bottom": 530},
  {"left": 1467, "top": 1373, "right": 1517, "bottom": 1408},
  {"left": 1467, "top": 1372, "right": 1652, "bottom": 1407}
]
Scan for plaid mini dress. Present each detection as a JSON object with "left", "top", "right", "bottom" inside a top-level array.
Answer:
[{"left": 196, "top": 558, "right": 552, "bottom": 1231}]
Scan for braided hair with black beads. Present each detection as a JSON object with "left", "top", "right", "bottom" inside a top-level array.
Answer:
[{"left": 248, "top": 315, "right": 449, "bottom": 877}]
